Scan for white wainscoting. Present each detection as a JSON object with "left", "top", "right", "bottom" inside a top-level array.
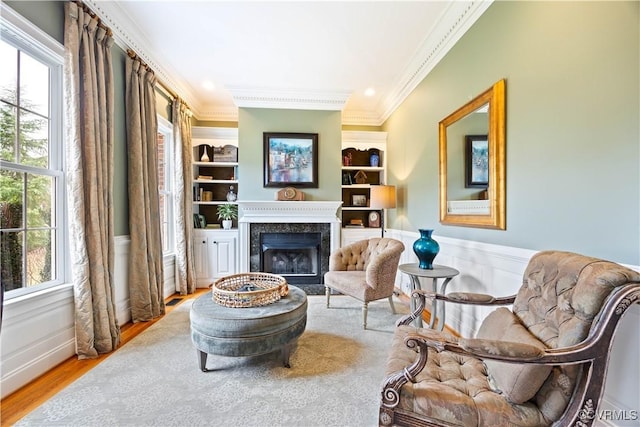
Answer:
[
  {"left": 0, "top": 285, "right": 75, "bottom": 399},
  {"left": 385, "top": 228, "right": 640, "bottom": 426},
  {"left": 0, "top": 236, "right": 176, "bottom": 399}
]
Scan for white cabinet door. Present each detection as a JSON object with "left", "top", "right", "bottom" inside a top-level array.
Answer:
[
  {"left": 193, "top": 229, "right": 237, "bottom": 287},
  {"left": 193, "top": 234, "right": 211, "bottom": 283},
  {"left": 210, "top": 235, "right": 236, "bottom": 278}
]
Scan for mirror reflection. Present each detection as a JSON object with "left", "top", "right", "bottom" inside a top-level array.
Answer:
[{"left": 439, "top": 79, "right": 505, "bottom": 229}]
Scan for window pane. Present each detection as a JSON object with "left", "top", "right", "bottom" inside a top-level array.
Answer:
[
  {"left": 19, "top": 110, "right": 48, "bottom": 167},
  {"left": 0, "top": 230, "right": 24, "bottom": 291},
  {"left": 19, "top": 51, "right": 49, "bottom": 117},
  {"left": 2, "top": 10, "right": 63, "bottom": 295},
  {"left": 26, "top": 229, "right": 52, "bottom": 286},
  {"left": 0, "top": 169, "right": 24, "bottom": 228},
  {"left": 0, "top": 40, "right": 17, "bottom": 104},
  {"left": 26, "top": 173, "right": 52, "bottom": 228},
  {"left": 1, "top": 101, "right": 18, "bottom": 162}
]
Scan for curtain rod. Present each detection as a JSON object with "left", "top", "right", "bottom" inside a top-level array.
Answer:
[
  {"left": 126, "top": 49, "right": 152, "bottom": 73},
  {"left": 126, "top": 48, "right": 181, "bottom": 104},
  {"left": 72, "top": 0, "right": 112, "bottom": 37}
]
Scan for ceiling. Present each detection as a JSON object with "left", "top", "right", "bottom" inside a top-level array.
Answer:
[{"left": 89, "top": 1, "right": 491, "bottom": 125}]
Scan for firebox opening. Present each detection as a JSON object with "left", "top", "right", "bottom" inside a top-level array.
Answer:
[{"left": 260, "top": 232, "right": 322, "bottom": 284}]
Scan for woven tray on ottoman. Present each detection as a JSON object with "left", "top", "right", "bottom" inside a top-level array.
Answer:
[{"left": 211, "top": 272, "right": 289, "bottom": 308}]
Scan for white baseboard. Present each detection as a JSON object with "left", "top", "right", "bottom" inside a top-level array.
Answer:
[{"left": 0, "top": 285, "right": 75, "bottom": 398}]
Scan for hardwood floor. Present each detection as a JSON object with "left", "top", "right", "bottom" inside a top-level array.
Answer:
[{"left": 0, "top": 289, "right": 208, "bottom": 426}]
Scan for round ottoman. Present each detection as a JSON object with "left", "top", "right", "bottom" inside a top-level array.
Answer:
[{"left": 190, "top": 285, "right": 307, "bottom": 371}]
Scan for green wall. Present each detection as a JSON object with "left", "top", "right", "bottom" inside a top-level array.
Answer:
[
  {"left": 5, "top": 1, "right": 64, "bottom": 43},
  {"left": 384, "top": 1, "right": 639, "bottom": 265},
  {"left": 237, "top": 108, "right": 342, "bottom": 202}
]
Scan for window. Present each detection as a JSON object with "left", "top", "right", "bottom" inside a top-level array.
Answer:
[
  {"left": 1, "top": 7, "right": 65, "bottom": 298},
  {"left": 157, "top": 116, "right": 174, "bottom": 255}
]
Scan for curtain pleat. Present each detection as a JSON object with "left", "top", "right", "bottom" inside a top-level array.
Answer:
[
  {"left": 125, "top": 56, "right": 165, "bottom": 322},
  {"left": 172, "top": 100, "right": 196, "bottom": 295},
  {"left": 63, "top": 2, "right": 120, "bottom": 359}
]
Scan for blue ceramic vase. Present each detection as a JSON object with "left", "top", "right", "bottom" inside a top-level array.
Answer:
[{"left": 413, "top": 229, "right": 440, "bottom": 269}]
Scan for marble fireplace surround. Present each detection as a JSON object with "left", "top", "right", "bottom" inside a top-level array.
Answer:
[{"left": 238, "top": 201, "right": 342, "bottom": 293}]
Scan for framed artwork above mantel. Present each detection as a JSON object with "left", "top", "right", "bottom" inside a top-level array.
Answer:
[{"left": 263, "top": 132, "right": 318, "bottom": 188}]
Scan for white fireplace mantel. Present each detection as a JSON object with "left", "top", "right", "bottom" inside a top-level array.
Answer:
[{"left": 237, "top": 201, "right": 343, "bottom": 272}]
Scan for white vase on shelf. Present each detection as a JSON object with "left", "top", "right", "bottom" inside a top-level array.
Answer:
[{"left": 200, "top": 148, "right": 210, "bottom": 162}]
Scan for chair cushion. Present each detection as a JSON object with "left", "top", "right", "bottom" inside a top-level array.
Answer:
[
  {"left": 476, "top": 307, "right": 552, "bottom": 404},
  {"left": 386, "top": 325, "right": 549, "bottom": 426},
  {"left": 324, "top": 270, "right": 369, "bottom": 300}
]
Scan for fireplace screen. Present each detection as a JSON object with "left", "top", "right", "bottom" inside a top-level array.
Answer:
[{"left": 260, "top": 232, "right": 321, "bottom": 279}]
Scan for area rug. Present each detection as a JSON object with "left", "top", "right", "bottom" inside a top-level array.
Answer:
[{"left": 16, "top": 295, "right": 409, "bottom": 427}]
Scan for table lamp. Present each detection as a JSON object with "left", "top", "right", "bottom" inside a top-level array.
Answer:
[{"left": 369, "top": 185, "right": 396, "bottom": 237}]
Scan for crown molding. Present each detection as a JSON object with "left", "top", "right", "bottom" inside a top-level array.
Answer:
[
  {"left": 196, "top": 105, "right": 239, "bottom": 123},
  {"left": 341, "top": 109, "right": 384, "bottom": 127},
  {"left": 85, "top": 0, "right": 491, "bottom": 125},
  {"left": 376, "top": 0, "right": 493, "bottom": 124},
  {"left": 227, "top": 87, "right": 351, "bottom": 111}
]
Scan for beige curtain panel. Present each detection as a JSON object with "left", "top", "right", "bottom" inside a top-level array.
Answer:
[
  {"left": 172, "top": 99, "right": 196, "bottom": 295},
  {"left": 63, "top": 2, "right": 120, "bottom": 359},
  {"left": 125, "top": 54, "right": 165, "bottom": 322}
]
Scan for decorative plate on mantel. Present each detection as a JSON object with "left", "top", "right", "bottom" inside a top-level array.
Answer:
[{"left": 275, "top": 187, "right": 305, "bottom": 201}]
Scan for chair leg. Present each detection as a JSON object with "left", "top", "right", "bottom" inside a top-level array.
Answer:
[
  {"left": 325, "top": 286, "right": 331, "bottom": 308},
  {"left": 388, "top": 296, "right": 396, "bottom": 314},
  {"left": 363, "top": 302, "right": 369, "bottom": 329}
]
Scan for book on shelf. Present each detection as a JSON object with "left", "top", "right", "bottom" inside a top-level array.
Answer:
[
  {"left": 345, "top": 224, "right": 365, "bottom": 228},
  {"left": 197, "top": 174, "right": 213, "bottom": 180}
]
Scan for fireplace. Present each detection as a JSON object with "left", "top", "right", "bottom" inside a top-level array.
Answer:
[
  {"left": 260, "top": 232, "right": 321, "bottom": 283},
  {"left": 249, "top": 223, "right": 330, "bottom": 294},
  {"left": 239, "top": 201, "right": 342, "bottom": 296}
]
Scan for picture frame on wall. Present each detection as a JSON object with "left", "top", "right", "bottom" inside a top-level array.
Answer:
[
  {"left": 263, "top": 132, "right": 318, "bottom": 187},
  {"left": 465, "top": 134, "right": 489, "bottom": 188}
]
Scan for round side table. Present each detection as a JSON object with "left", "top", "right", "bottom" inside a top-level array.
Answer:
[{"left": 398, "top": 263, "right": 459, "bottom": 329}]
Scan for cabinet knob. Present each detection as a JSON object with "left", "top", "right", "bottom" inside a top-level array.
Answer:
[{"left": 202, "top": 240, "right": 206, "bottom": 244}]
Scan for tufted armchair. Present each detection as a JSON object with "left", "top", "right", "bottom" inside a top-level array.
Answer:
[
  {"left": 380, "top": 250, "right": 640, "bottom": 426},
  {"left": 325, "top": 238, "right": 405, "bottom": 329}
]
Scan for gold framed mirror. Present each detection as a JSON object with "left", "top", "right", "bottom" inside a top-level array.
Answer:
[{"left": 438, "top": 79, "right": 506, "bottom": 229}]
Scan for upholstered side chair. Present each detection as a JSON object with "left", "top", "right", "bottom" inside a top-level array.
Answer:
[
  {"left": 324, "top": 237, "right": 405, "bottom": 329},
  {"left": 379, "top": 250, "right": 640, "bottom": 427}
]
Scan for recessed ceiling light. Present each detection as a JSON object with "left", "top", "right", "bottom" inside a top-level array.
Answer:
[
  {"left": 202, "top": 80, "right": 215, "bottom": 91},
  {"left": 364, "top": 87, "right": 376, "bottom": 97}
]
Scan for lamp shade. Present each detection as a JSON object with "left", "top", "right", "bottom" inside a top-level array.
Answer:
[{"left": 370, "top": 185, "right": 396, "bottom": 209}]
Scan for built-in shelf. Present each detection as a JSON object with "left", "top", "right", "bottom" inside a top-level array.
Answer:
[
  {"left": 191, "top": 126, "right": 239, "bottom": 228},
  {"left": 340, "top": 131, "right": 388, "bottom": 245}
]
